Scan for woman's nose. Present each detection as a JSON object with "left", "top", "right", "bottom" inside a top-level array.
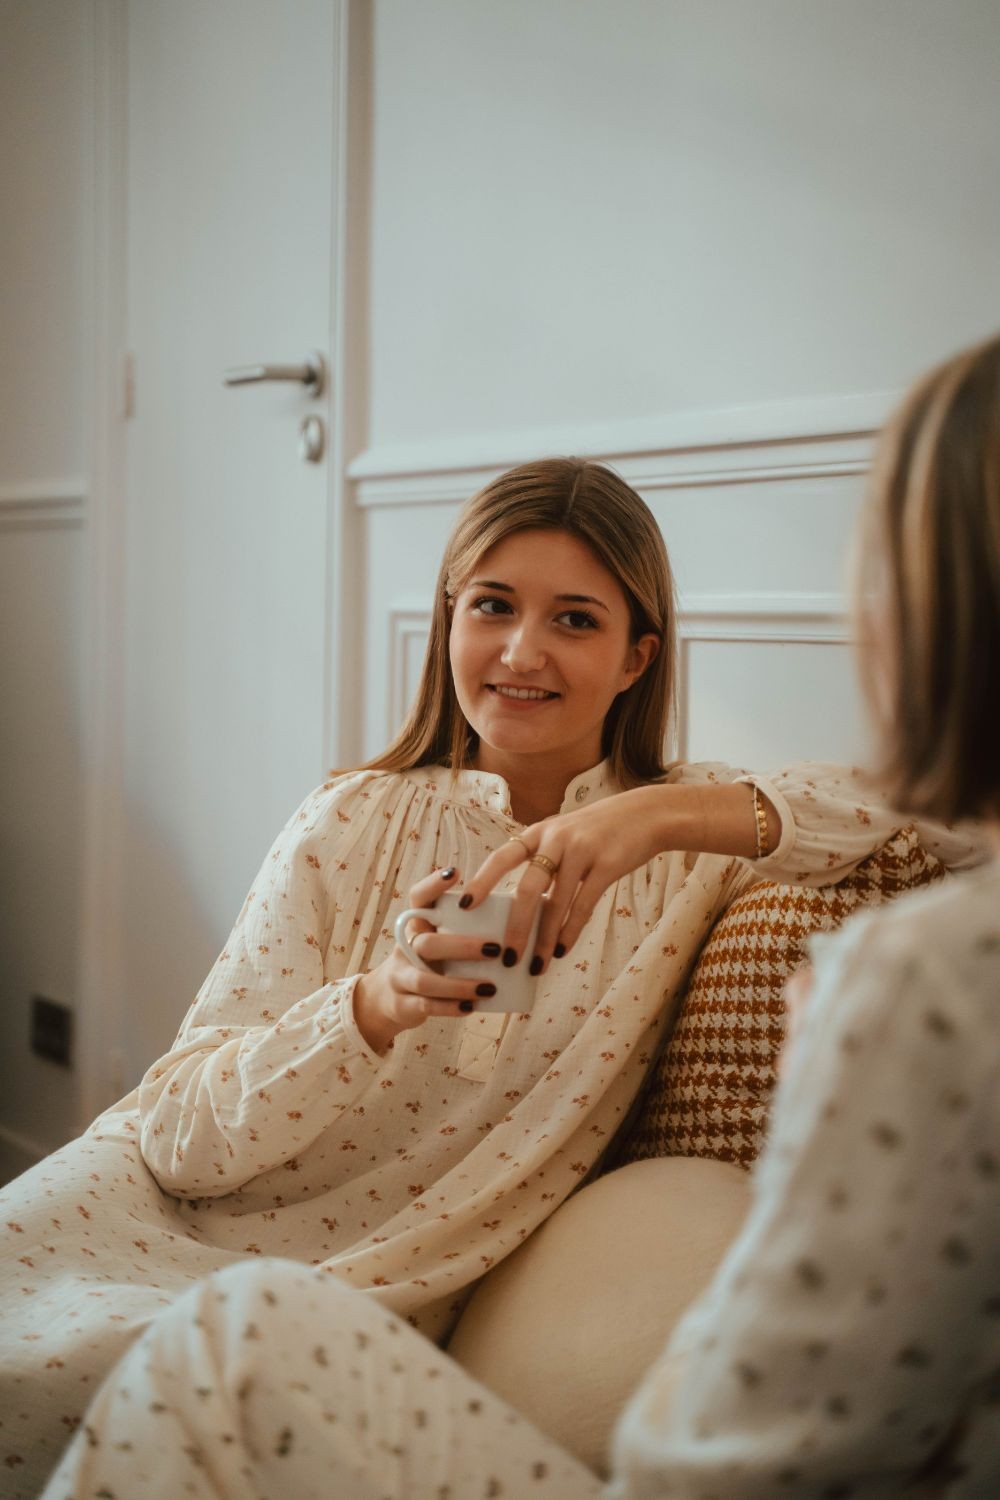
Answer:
[{"left": 500, "top": 622, "right": 546, "bottom": 673}]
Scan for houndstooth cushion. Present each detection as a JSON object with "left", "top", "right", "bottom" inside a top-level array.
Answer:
[{"left": 614, "top": 826, "right": 947, "bottom": 1171}]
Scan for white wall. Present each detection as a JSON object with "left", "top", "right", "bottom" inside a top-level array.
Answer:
[
  {"left": 0, "top": 0, "right": 92, "bottom": 1177},
  {"left": 367, "top": 0, "right": 1000, "bottom": 445},
  {"left": 355, "top": 0, "right": 1000, "bottom": 772}
]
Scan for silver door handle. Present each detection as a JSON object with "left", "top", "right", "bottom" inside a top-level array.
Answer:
[{"left": 223, "top": 349, "right": 325, "bottom": 396}]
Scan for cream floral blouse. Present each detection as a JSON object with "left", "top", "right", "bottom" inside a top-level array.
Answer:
[{"left": 0, "top": 759, "right": 984, "bottom": 1495}]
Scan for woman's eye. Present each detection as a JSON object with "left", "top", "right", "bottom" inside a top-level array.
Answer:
[{"left": 469, "top": 596, "right": 597, "bottom": 629}]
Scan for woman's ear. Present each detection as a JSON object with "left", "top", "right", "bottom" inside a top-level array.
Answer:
[{"left": 622, "top": 632, "right": 660, "bottom": 689}]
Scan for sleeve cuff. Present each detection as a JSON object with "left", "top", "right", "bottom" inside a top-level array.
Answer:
[
  {"left": 336, "top": 974, "right": 389, "bottom": 1073},
  {"left": 734, "top": 773, "right": 796, "bottom": 868}
]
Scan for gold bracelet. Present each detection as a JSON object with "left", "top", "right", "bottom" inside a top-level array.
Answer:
[{"left": 752, "top": 784, "right": 770, "bottom": 859}]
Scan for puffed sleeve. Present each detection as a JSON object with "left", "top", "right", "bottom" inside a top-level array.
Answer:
[
  {"left": 607, "top": 905, "right": 1000, "bottom": 1498},
  {"left": 138, "top": 775, "right": 387, "bottom": 1197},
  {"left": 677, "top": 760, "right": 988, "bottom": 885}
]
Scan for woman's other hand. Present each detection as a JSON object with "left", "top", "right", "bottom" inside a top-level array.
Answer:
[
  {"left": 458, "top": 786, "right": 682, "bottom": 975},
  {"left": 460, "top": 780, "right": 778, "bottom": 974},
  {"left": 353, "top": 868, "right": 500, "bottom": 1054}
]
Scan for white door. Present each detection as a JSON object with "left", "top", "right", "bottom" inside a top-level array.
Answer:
[{"left": 118, "top": 0, "right": 338, "bottom": 1085}]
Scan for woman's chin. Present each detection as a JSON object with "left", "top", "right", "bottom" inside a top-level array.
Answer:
[
  {"left": 471, "top": 718, "right": 563, "bottom": 758},
  {"left": 477, "top": 730, "right": 554, "bottom": 755}
]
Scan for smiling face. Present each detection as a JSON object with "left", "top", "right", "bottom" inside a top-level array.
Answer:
[{"left": 448, "top": 528, "right": 659, "bottom": 779}]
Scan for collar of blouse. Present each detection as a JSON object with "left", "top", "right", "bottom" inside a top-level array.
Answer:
[{"left": 403, "top": 758, "right": 619, "bottom": 821}]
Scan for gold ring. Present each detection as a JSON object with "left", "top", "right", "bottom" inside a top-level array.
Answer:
[
  {"left": 506, "top": 836, "right": 530, "bottom": 855},
  {"left": 528, "top": 853, "right": 559, "bottom": 878}
]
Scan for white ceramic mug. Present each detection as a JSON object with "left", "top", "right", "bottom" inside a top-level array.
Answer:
[{"left": 393, "top": 890, "right": 544, "bottom": 1014}]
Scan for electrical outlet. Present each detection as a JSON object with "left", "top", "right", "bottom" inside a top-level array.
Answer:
[{"left": 30, "top": 995, "right": 73, "bottom": 1067}]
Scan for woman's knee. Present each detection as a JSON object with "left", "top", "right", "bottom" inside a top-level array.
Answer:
[{"left": 150, "top": 1259, "right": 392, "bottom": 1380}]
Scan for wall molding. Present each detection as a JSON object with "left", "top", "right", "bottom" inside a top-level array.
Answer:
[
  {"left": 388, "top": 607, "right": 433, "bottom": 734},
  {"left": 349, "top": 389, "right": 894, "bottom": 508},
  {"left": 0, "top": 480, "right": 86, "bottom": 530},
  {"left": 675, "top": 594, "right": 850, "bottom": 759},
  {"left": 678, "top": 591, "right": 848, "bottom": 644}
]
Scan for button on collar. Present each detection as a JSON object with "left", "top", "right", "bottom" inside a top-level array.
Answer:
[{"left": 561, "top": 760, "right": 615, "bottom": 813}]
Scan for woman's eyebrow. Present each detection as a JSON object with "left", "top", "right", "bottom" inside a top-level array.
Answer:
[
  {"left": 557, "top": 592, "right": 610, "bottom": 613},
  {"left": 469, "top": 579, "right": 610, "bottom": 613}
]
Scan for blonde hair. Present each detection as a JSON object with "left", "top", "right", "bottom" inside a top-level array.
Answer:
[
  {"left": 855, "top": 332, "right": 1000, "bottom": 822},
  {"left": 365, "top": 458, "right": 678, "bottom": 788}
]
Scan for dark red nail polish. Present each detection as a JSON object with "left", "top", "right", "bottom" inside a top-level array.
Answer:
[
  {"left": 502, "top": 947, "right": 517, "bottom": 968},
  {"left": 481, "top": 942, "right": 501, "bottom": 958},
  {"left": 529, "top": 955, "right": 543, "bottom": 977},
  {"left": 554, "top": 943, "right": 566, "bottom": 959},
  {"left": 459, "top": 1000, "right": 473, "bottom": 1013},
  {"left": 475, "top": 983, "right": 496, "bottom": 997},
  {"left": 439, "top": 866, "right": 456, "bottom": 880},
  {"left": 459, "top": 893, "right": 473, "bottom": 909}
]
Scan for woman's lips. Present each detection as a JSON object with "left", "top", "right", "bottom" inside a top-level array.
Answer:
[{"left": 486, "top": 683, "right": 560, "bottom": 705}]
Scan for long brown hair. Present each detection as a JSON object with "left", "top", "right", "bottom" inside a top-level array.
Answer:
[
  {"left": 364, "top": 458, "right": 678, "bottom": 788},
  {"left": 854, "top": 332, "right": 1000, "bottom": 822}
]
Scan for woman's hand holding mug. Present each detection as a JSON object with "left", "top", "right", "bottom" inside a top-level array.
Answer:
[
  {"left": 394, "top": 890, "right": 544, "bottom": 1014},
  {"left": 353, "top": 868, "right": 505, "bottom": 1054}
]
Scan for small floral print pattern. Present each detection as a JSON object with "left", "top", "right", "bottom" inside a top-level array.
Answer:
[
  {"left": 0, "top": 760, "right": 985, "bottom": 1494},
  {"left": 43, "top": 1259, "right": 602, "bottom": 1498}
]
